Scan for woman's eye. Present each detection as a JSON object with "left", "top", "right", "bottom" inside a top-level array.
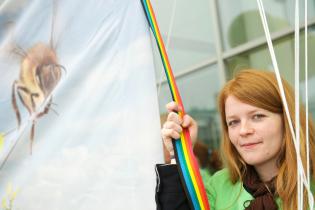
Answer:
[
  {"left": 253, "top": 114, "right": 265, "bottom": 120},
  {"left": 227, "top": 120, "right": 239, "bottom": 127}
]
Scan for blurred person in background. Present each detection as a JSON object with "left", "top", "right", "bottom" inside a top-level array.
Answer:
[{"left": 193, "top": 141, "right": 222, "bottom": 183}]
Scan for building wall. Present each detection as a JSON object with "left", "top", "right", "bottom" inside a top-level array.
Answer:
[{"left": 151, "top": 0, "right": 315, "bottom": 151}]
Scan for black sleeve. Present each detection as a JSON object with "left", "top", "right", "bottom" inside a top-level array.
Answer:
[{"left": 155, "top": 164, "right": 191, "bottom": 210}]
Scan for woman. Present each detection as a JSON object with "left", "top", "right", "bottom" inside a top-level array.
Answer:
[{"left": 157, "top": 70, "right": 315, "bottom": 210}]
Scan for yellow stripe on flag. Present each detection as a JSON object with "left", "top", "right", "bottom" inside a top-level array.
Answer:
[{"left": 0, "top": 133, "right": 4, "bottom": 151}]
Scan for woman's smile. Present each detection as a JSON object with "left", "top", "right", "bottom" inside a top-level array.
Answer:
[
  {"left": 225, "top": 95, "right": 283, "bottom": 168},
  {"left": 240, "top": 141, "right": 263, "bottom": 150}
]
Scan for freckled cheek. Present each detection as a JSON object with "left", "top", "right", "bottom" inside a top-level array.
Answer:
[
  {"left": 228, "top": 130, "right": 238, "bottom": 146},
  {"left": 264, "top": 150, "right": 271, "bottom": 156}
]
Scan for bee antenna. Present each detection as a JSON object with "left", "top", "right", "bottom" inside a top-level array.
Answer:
[{"left": 50, "top": 0, "right": 55, "bottom": 49}]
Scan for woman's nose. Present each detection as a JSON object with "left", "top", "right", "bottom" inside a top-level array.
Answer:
[{"left": 239, "top": 121, "right": 254, "bottom": 136}]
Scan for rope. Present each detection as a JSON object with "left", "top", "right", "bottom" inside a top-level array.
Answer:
[
  {"left": 157, "top": 0, "right": 177, "bottom": 97},
  {"left": 304, "top": 0, "right": 310, "bottom": 191},
  {"left": 256, "top": 0, "right": 314, "bottom": 209},
  {"left": 294, "top": 1, "right": 302, "bottom": 209}
]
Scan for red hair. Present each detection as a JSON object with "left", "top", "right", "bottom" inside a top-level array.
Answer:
[{"left": 217, "top": 69, "right": 315, "bottom": 210}]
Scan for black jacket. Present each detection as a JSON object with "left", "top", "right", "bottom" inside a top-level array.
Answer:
[{"left": 155, "top": 164, "right": 191, "bottom": 210}]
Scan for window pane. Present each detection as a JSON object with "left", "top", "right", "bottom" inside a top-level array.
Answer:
[
  {"left": 151, "top": 0, "right": 216, "bottom": 79},
  {"left": 225, "top": 27, "right": 315, "bottom": 118},
  {"left": 218, "top": 0, "right": 315, "bottom": 50},
  {"left": 158, "top": 65, "right": 222, "bottom": 149}
]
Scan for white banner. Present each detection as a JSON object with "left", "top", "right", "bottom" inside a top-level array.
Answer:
[{"left": 0, "top": 0, "right": 163, "bottom": 209}]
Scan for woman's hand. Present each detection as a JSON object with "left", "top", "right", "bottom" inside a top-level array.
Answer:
[{"left": 161, "top": 101, "right": 198, "bottom": 156}]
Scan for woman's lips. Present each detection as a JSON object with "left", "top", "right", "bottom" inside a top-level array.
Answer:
[{"left": 241, "top": 142, "right": 262, "bottom": 149}]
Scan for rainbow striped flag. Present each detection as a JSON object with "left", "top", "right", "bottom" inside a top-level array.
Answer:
[
  {"left": 141, "top": 1, "right": 210, "bottom": 209},
  {"left": 0, "top": 133, "right": 4, "bottom": 151}
]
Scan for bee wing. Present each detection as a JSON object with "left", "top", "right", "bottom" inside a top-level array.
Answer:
[{"left": 37, "top": 64, "right": 61, "bottom": 96}]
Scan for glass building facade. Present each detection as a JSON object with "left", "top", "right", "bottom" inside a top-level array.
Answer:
[{"left": 151, "top": 0, "right": 315, "bottom": 151}]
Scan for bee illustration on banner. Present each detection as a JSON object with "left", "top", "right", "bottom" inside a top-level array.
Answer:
[{"left": 10, "top": 1, "right": 65, "bottom": 154}]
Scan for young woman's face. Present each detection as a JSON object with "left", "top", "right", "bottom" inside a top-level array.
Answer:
[{"left": 225, "top": 95, "right": 284, "bottom": 168}]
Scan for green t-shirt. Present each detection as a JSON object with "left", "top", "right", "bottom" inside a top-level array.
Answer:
[
  {"left": 205, "top": 168, "right": 314, "bottom": 210},
  {"left": 200, "top": 168, "right": 212, "bottom": 184}
]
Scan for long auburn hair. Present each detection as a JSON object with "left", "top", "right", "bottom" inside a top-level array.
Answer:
[{"left": 218, "top": 69, "right": 315, "bottom": 210}]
